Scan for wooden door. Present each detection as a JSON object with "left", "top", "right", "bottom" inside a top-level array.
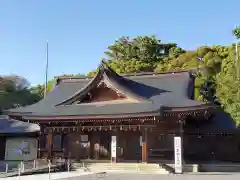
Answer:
[
  {"left": 120, "top": 132, "right": 141, "bottom": 160},
  {"left": 99, "top": 132, "right": 110, "bottom": 159},
  {"left": 67, "top": 133, "right": 90, "bottom": 160},
  {"left": 90, "top": 132, "right": 110, "bottom": 160}
]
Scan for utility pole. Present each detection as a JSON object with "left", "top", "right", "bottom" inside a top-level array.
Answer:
[{"left": 44, "top": 41, "right": 49, "bottom": 98}]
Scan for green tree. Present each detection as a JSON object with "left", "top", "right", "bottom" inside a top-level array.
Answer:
[
  {"left": 104, "top": 36, "right": 182, "bottom": 72},
  {"left": 0, "top": 76, "right": 42, "bottom": 111},
  {"left": 233, "top": 26, "right": 240, "bottom": 39},
  {"left": 216, "top": 49, "right": 240, "bottom": 125}
]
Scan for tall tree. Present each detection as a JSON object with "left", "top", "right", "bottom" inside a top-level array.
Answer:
[
  {"left": 216, "top": 46, "right": 240, "bottom": 125},
  {"left": 102, "top": 36, "right": 184, "bottom": 73}
]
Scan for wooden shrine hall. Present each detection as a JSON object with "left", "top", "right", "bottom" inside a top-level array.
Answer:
[{"left": 6, "top": 62, "right": 217, "bottom": 163}]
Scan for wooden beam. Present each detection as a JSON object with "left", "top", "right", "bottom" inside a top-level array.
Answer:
[{"left": 45, "top": 124, "right": 156, "bottom": 133}]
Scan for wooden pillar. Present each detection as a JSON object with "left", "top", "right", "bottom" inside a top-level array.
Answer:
[
  {"left": 47, "top": 132, "right": 53, "bottom": 159},
  {"left": 179, "top": 117, "right": 185, "bottom": 164},
  {"left": 37, "top": 126, "right": 43, "bottom": 158},
  {"left": 62, "top": 133, "right": 68, "bottom": 158},
  {"left": 141, "top": 128, "right": 148, "bottom": 163}
]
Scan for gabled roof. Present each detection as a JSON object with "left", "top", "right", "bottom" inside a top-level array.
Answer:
[
  {"left": 5, "top": 62, "right": 212, "bottom": 119},
  {"left": 0, "top": 115, "right": 40, "bottom": 134},
  {"left": 55, "top": 62, "right": 147, "bottom": 106}
]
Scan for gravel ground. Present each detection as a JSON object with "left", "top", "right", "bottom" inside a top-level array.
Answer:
[{"left": 59, "top": 172, "right": 240, "bottom": 180}]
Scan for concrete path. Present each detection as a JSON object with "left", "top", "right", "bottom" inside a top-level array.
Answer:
[
  {"left": 4, "top": 171, "right": 240, "bottom": 180},
  {"left": 4, "top": 170, "right": 94, "bottom": 180},
  {"left": 58, "top": 172, "right": 240, "bottom": 180}
]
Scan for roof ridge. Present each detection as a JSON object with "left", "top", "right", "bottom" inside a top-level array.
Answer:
[{"left": 56, "top": 68, "right": 196, "bottom": 84}]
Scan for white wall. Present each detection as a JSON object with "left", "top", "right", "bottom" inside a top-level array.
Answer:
[{"left": 5, "top": 137, "right": 38, "bottom": 161}]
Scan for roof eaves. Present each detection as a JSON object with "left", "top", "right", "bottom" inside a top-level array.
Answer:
[
  {"left": 22, "top": 111, "right": 161, "bottom": 121},
  {"left": 162, "top": 103, "right": 215, "bottom": 112}
]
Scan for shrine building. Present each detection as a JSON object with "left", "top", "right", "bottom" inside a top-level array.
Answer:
[{"left": 6, "top": 61, "right": 233, "bottom": 163}]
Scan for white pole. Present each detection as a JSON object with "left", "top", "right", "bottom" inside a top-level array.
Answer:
[
  {"left": 18, "top": 165, "right": 21, "bottom": 180},
  {"left": 48, "top": 160, "right": 51, "bottom": 180},
  {"left": 67, "top": 159, "right": 70, "bottom": 172},
  {"left": 33, "top": 160, "right": 36, "bottom": 169},
  {"left": 44, "top": 40, "right": 49, "bottom": 98},
  {"left": 5, "top": 163, "right": 8, "bottom": 173},
  {"left": 21, "top": 161, "right": 24, "bottom": 172}
]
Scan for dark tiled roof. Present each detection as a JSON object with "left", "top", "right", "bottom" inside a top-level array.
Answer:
[
  {"left": 6, "top": 64, "right": 210, "bottom": 118},
  {"left": 0, "top": 116, "right": 40, "bottom": 133}
]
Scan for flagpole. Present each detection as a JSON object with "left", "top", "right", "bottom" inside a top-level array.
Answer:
[
  {"left": 236, "top": 42, "right": 239, "bottom": 77},
  {"left": 44, "top": 40, "right": 49, "bottom": 98},
  {"left": 235, "top": 41, "right": 240, "bottom": 101}
]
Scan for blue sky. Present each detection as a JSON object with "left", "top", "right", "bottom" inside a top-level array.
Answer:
[{"left": 0, "top": 0, "right": 239, "bottom": 85}]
